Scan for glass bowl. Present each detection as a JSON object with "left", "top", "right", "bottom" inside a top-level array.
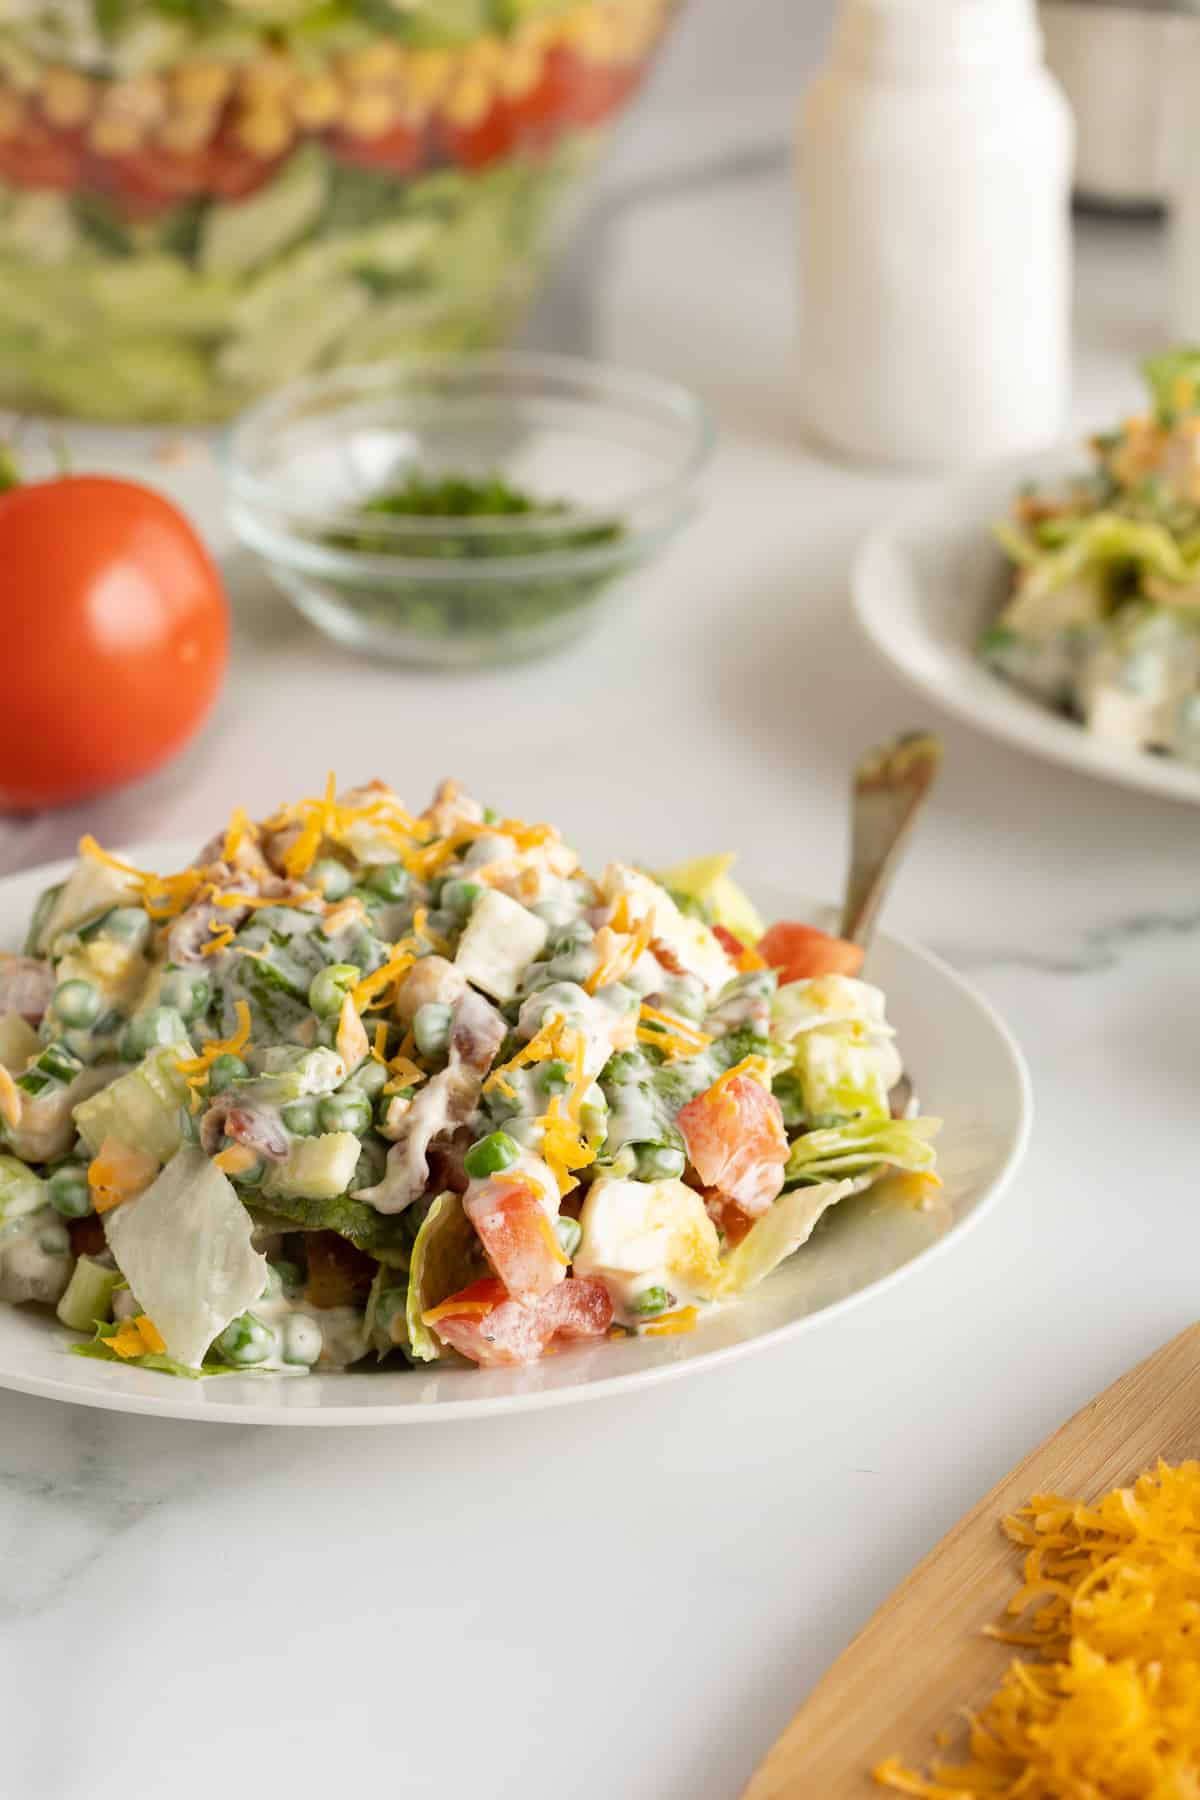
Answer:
[
  {"left": 0, "top": 0, "right": 683, "bottom": 423},
  {"left": 226, "top": 350, "right": 712, "bottom": 667}
]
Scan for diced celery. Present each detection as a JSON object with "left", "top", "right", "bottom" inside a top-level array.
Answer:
[
  {"left": 0, "top": 1011, "right": 38, "bottom": 1072},
  {"left": 260, "top": 1132, "right": 362, "bottom": 1202},
  {"left": 0, "top": 1154, "right": 47, "bottom": 1222},
  {"left": 56, "top": 1255, "right": 121, "bottom": 1334}
]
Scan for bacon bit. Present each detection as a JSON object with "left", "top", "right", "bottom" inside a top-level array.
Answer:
[
  {"left": 89, "top": 1136, "right": 159, "bottom": 1213},
  {"left": 642, "top": 1307, "right": 699, "bottom": 1337},
  {"left": 0, "top": 1066, "right": 21, "bottom": 1130},
  {"left": 422, "top": 1277, "right": 507, "bottom": 1326},
  {"left": 108, "top": 1314, "right": 167, "bottom": 1359},
  {"left": 336, "top": 993, "right": 369, "bottom": 1070}
]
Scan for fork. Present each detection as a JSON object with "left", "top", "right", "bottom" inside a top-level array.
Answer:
[{"left": 840, "top": 731, "right": 942, "bottom": 950}]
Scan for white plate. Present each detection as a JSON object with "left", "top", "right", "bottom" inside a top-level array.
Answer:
[
  {"left": 0, "top": 848, "right": 1030, "bottom": 1426},
  {"left": 853, "top": 449, "right": 1200, "bottom": 805}
]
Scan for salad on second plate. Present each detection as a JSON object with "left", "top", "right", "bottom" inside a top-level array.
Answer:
[
  {"left": 984, "top": 348, "right": 1200, "bottom": 762},
  {"left": 0, "top": 779, "right": 939, "bottom": 1376}
]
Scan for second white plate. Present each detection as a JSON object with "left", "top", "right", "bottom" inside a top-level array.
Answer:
[{"left": 853, "top": 449, "right": 1200, "bottom": 806}]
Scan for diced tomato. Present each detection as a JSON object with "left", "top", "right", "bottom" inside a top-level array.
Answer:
[
  {"left": 677, "top": 1074, "right": 788, "bottom": 1218},
  {"left": 464, "top": 1175, "right": 567, "bottom": 1306},
  {"left": 438, "top": 101, "right": 515, "bottom": 171},
  {"left": 327, "top": 118, "right": 424, "bottom": 177},
  {"left": 712, "top": 924, "right": 746, "bottom": 958},
  {"left": 702, "top": 1189, "right": 757, "bottom": 1250},
  {"left": 757, "top": 921, "right": 865, "bottom": 984},
  {"left": 0, "top": 124, "right": 84, "bottom": 192},
  {"left": 93, "top": 137, "right": 282, "bottom": 218},
  {"left": 430, "top": 1275, "right": 613, "bottom": 1367}
]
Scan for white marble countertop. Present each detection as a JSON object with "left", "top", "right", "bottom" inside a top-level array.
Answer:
[{"left": 4, "top": 7, "right": 1198, "bottom": 1797}]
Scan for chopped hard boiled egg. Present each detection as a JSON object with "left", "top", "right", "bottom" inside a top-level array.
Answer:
[
  {"left": 574, "top": 1174, "right": 723, "bottom": 1324},
  {"left": 454, "top": 888, "right": 548, "bottom": 1002},
  {"left": 598, "top": 864, "right": 736, "bottom": 995}
]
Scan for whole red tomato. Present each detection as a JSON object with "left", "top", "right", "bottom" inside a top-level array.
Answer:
[{"left": 0, "top": 475, "right": 229, "bottom": 810}]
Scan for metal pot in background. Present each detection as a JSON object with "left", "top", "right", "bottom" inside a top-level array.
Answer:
[{"left": 1041, "top": 0, "right": 1196, "bottom": 211}]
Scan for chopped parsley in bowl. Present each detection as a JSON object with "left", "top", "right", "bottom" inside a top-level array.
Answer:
[{"left": 228, "top": 351, "right": 711, "bottom": 666}]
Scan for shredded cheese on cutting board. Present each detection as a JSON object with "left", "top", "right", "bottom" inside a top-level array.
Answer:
[{"left": 875, "top": 1460, "right": 1200, "bottom": 1797}]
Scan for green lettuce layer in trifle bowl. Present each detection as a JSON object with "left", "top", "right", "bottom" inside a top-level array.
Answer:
[{"left": 0, "top": 0, "right": 679, "bottom": 422}]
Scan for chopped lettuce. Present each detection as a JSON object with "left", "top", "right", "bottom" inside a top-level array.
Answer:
[
  {"left": 104, "top": 1146, "right": 267, "bottom": 1368},
  {"left": 717, "top": 1177, "right": 866, "bottom": 1296},
  {"left": 249, "top": 1187, "right": 413, "bottom": 1265},
  {"left": 658, "top": 853, "right": 766, "bottom": 944},
  {"left": 0, "top": 1153, "right": 47, "bottom": 1222},
  {"left": 72, "top": 1324, "right": 231, "bottom": 1379},
  {"left": 73, "top": 1042, "right": 192, "bottom": 1161},
  {"left": 785, "top": 1117, "right": 940, "bottom": 1185},
  {"left": 771, "top": 975, "right": 890, "bottom": 1042},
  {"left": 1143, "top": 347, "right": 1200, "bottom": 424},
  {"left": 789, "top": 1026, "right": 895, "bottom": 1127},
  {"left": 405, "top": 1190, "right": 485, "bottom": 1363}
]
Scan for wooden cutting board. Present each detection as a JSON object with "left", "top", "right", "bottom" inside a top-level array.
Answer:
[{"left": 743, "top": 1322, "right": 1200, "bottom": 1799}]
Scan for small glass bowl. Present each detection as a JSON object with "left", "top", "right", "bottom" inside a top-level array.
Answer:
[{"left": 226, "top": 352, "right": 712, "bottom": 668}]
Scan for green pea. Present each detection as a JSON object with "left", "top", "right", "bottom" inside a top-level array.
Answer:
[
  {"left": 346, "top": 1058, "right": 387, "bottom": 1100},
  {"left": 216, "top": 1311, "right": 277, "bottom": 1366},
  {"left": 555, "top": 1215, "right": 582, "bottom": 1259},
  {"left": 413, "top": 1001, "right": 453, "bottom": 1062},
  {"left": 318, "top": 1088, "right": 373, "bottom": 1135},
  {"left": 464, "top": 1130, "right": 521, "bottom": 1180},
  {"left": 632, "top": 1143, "right": 686, "bottom": 1181},
  {"left": 119, "top": 1006, "right": 188, "bottom": 1061},
  {"left": 53, "top": 979, "right": 102, "bottom": 1028},
  {"left": 159, "top": 967, "right": 212, "bottom": 1023},
  {"left": 440, "top": 879, "right": 483, "bottom": 921},
  {"left": 281, "top": 1314, "right": 323, "bottom": 1367},
  {"left": 364, "top": 862, "right": 410, "bottom": 902},
  {"left": 537, "top": 1059, "right": 571, "bottom": 1095},
  {"left": 281, "top": 1097, "right": 320, "bottom": 1136},
  {"left": 48, "top": 1162, "right": 92, "bottom": 1218},
  {"left": 631, "top": 1285, "right": 674, "bottom": 1318},
  {"left": 103, "top": 907, "right": 153, "bottom": 949},
  {"left": 308, "top": 963, "right": 361, "bottom": 1019},
  {"left": 208, "top": 1052, "right": 249, "bottom": 1093},
  {"left": 310, "top": 857, "right": 354, "bottom": 901}
]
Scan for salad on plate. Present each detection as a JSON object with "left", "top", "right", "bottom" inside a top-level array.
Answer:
[
  {"left": 984, "top": 348, "right": 1200, "bottom": 762},
  {"left": 0, "top": 779, "right": 939, "bottom": 1376}
]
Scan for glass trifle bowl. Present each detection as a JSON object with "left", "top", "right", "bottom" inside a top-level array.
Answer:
[{"left": 0, "top": 0, "right": 680, "bottom": 422}]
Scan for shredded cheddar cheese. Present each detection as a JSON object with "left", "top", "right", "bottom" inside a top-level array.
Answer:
[
  {"left": 89, "top": 1136, "right": 159, "bottom": 1213},
  {"left": 712, "top": 1055, "right": 771, "bottom": 1092},
  {"left": 483, "top": 1017, "right": 572, "bottom": 1094},
  {"left": 108, "top": 1314, "right": 168, "bottom": 1359},
  {"left": 351, "top": 947, "right": 417, "bottom": 1013},
  {"left": 220, "top": 806, "right": 256, "bottom": 863},
  {"left": 335, "top": 993, "right": 369, "bottom": 1070},
  {"left": 642, "top": 1307, "right": 699, "bottom": 1338},
  {"left": 0, "top": 1065, "right": 21, "bottom": 1130},
  {"left": 213, "top": 1143, "right": 259, "bottom": 1176},
  {"left": 586, "top": 912, "right": 654, "bottom": 994},
  {"left": 874, "top": 1460, "right": 1200, "bottom": 1798},
  {"left": 370, "top": 1023, "right": 389, "bottom": 1065},
  {"left": 176, "top": 1000, "right": 253, "bottom": 1107},
  {"left": 636, "top": 1003, "right": 713, "bottom": 1063}
]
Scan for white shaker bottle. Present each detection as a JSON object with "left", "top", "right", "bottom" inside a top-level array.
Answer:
[{"left": 797, "top": 0, "right": 1074, "bottom": 468}]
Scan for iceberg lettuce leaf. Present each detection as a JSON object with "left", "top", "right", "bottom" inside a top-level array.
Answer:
[
  {"left": 717, "top": 1177, "right": 867, "bottom": 1296},
  {"left": 785, "top": 1116, "right": 940, "bottom": 1185}
]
